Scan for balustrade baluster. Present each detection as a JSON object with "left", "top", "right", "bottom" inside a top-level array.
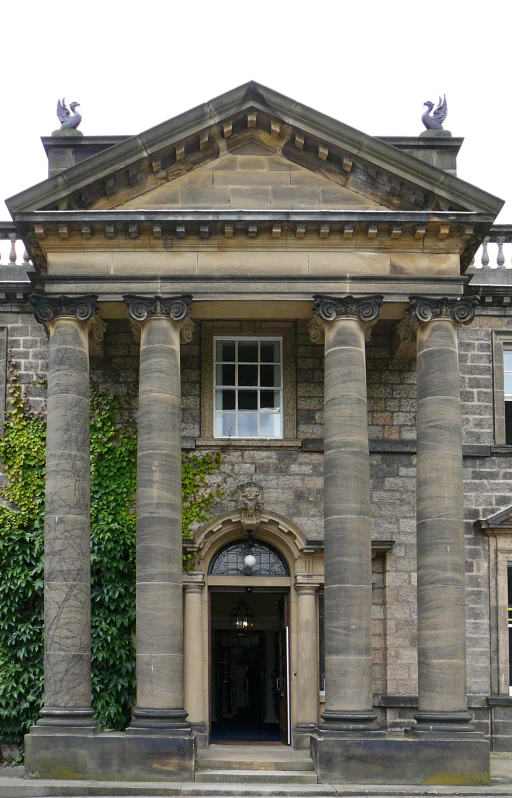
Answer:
[
  {"left": 23, "top": 249, "right": 30, "bottom": 264},
  {"left": 497, "top": 240, "right": 505, "bottom": 268},
  {"left": 481, "top": 241, "right": 489, "bottom": 269},
  {"left": 8, "top": 235, "right": 17, "bottom": 264}
]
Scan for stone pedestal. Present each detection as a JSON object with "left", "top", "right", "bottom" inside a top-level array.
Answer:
[
  {"left": 311, "top": 734, "right": 490, "bottom": 784},
  {"left": 293, "top": 582, "right": 319, "bottom": 749},
  {"left": 124, "top": 294, "right": 193, "bottom": 742},
  {"left": 312, "top": 294, "right": 383, "bottom": 734},
  {"left": 184, "top": 581, "right": 207, "bottom": 747},
  {"left": 29, "top": 295, "right": 100, "bottom": 736}
]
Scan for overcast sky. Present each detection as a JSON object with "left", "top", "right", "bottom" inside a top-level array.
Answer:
[{"left": 1, "top": 0, "right": 511, "bottom": 224}]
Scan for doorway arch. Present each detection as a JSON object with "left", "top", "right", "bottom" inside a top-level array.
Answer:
[{"left": 182, "top": 510, "right": 323, "bottom": 748}]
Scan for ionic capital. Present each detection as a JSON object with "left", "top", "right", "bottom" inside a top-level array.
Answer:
[
  {"left": 124, "top": 293, "right": 194, "bottom": 343},
  {"left": 30, "top": 293, "right": 98, "bottom": 326},
  {"left": 311, "top": 294, "right": 383, "bottom": 344},
  {"left": 313, "top": 293, "right": 383, "bottom": 324},
  {"left": 409, "top": 295, "right": 478, "bottom": 327}
]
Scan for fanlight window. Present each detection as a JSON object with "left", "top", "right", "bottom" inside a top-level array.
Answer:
[{"left": 209, "top": 539, "right": 289, "bottom": 576}]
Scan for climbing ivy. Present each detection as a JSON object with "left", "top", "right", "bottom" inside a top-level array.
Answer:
[{"left": 0, "top": 378, "right": 223, "bottom": 742}]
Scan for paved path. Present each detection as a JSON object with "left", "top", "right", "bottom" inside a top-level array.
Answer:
[{"left": 1, "top": 756, "right": 512, "bottom": 797}]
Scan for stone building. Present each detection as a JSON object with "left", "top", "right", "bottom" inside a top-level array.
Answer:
[{"left": 1, "top": 81, "right": 511, "bottom": 784}]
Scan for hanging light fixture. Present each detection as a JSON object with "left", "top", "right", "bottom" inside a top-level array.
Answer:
[
  {"left": 243, "top": 530, "right": 257, "bottom": 571},
  {"left": 230, "top": 598, "right": 255, "bottom": 634}
]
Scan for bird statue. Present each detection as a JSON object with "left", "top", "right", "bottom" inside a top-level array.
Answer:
[
  {"left": 56, "top": 98, "right": 82, "bottom": 130},
  {"left": 421, "top": 95, "right": 448, "bottom": 130}
]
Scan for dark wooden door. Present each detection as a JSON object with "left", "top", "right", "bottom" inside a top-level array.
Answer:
[{"left": 276, "top": 594, "right": 290, "bottom": 744}]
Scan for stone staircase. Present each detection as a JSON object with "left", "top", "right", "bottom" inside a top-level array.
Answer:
[{"left": 194, "top": 744, "right": 319, "bottom": 787}]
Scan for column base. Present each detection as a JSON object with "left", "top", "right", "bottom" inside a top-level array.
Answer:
[
  {"left": 407, "top": 710, "right": 479, "bottom": 738},
  {"left": 126, "top": 707, "right": 191, "bottom": 737},
  {"left": 311, "top": 732, "right": 490, "bottom": 785},
  {"left": 30, "top": 706, "right": 101, "bottom": 735},
  {"left": 25, "top": 730, "right": 195, "bottom": 780},
  {"left": 190, "top": 721, "right": 208, "bottom": 750},
  {"left": 320, "top": 709, "right": 384, "bottom": 736},
  {"left": 293, "top": 722, "right": 317, "bottom": 750}
]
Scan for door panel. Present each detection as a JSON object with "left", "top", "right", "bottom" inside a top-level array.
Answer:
[{"left": 277, "top": 594, "right": 290, "bottom": 744}]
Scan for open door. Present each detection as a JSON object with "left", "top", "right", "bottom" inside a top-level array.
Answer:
[{"left": 276, "top": 594, "right": 290, "bottom": 744}]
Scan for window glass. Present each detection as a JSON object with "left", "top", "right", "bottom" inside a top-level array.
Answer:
[
  {"left": 214, "top": 337, "right": 283, "bottom": 439},
  {"left": 505, "top": 347, "right": 512, "bottom": 444}
]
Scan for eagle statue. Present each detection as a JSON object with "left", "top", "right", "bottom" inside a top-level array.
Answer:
[
  {"left": 57, "top": 98, "right": 82, "bottom": 130},
  {"left": 421, "top": 95, "right": 448, "bottom": 131}
]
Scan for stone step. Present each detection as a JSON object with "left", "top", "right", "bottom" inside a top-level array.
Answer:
[
  {"left": 195, "top": 769, "right": 318, "bottom": 784},
  {"left": 196, "top": 756, "right": 314, "bottom": 772}
]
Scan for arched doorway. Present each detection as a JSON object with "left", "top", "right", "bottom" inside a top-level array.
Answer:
[
  {"left": 209, "top": 538, "right": 290, "bottom": 743},
  {"left": 183, "top": 508, "right": 324, "bottom": 749}
]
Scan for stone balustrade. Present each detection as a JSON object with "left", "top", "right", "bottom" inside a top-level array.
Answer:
[
  {"left": 0, "top": 223, "right": 32, "bottom": 266},
  {"left": 468, "top": 225, "right": 512, "bottom": 281}
]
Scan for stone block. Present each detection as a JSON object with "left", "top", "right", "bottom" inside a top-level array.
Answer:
[
  {"left": 24, "top": 731, "right": 195, "bottom": 780},
  {"left": 311, "top": 734, "right": 490, "bottom": 784}
]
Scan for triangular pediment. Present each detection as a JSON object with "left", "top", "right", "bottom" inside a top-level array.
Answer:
[
  {"left": 476, "top": 506, "right": 512, "bottom": 532},
  {"left": 110, "top": 145, "right": 390, "bottom": 212},
  {"left": 6, "top": 82, "right": 504, "bottom": 220}
]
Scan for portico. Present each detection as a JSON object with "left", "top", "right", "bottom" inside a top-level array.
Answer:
[{"left": 6, "top": 81, "right": 503, "bottom": 784}]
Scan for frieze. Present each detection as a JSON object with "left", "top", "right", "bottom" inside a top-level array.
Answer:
[
  {"left": 409, "top": 295, "right": 478, "bottom": 326},
  {"left": 30, "top": 293, "right": 98, "bottom": 326}
]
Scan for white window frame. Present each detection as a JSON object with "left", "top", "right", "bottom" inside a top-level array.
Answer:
[{"left": 213, "top": 336, "right": 284, "bottom": 440}]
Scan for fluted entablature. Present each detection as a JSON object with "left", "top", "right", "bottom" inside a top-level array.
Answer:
[
  {"left": 30, "top": 293, "right": 98, "bottom": 325},
  {"left": 313, "top": 294, "right": 383, "bottom": 324},
  {"left": 409, "top": 295, "right": 478, "bottom": 327}
]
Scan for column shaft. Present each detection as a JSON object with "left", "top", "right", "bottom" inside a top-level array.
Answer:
[
  {"left": 183, "top": 583, "right": 205, "bottom": 727},
  {"left": 322, "top": 316, "right": 375, "bottom": 725},
  {"left": 414, "top": 311, "right": 470, "bottom": 730},
  {"left": 30, "top": 294, "right": 98, "bottom": 731},
  {"left": 124, "top": 294, "right": 192, "bottom": 735},
  {"left": 296, "top": 584, "right": 319, "bottom": 726}
]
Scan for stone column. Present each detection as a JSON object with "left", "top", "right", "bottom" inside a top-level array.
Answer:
[
  {"left": 124, "top": 294, "right": 193, "bottom": 736},
  {"left": 30, "top": 294, "right": 99, "bottom": 732},
  {"left": 294, "top": 581, "right": 320, "bottom": 746},
  {"left": 410, "top": 296, "right": 477, "bottom": 735},
  {"left": 184, "top": 580, "right": 207, "bottom": 744},
  {"left": 312, "top": 294, "right": 383, "bottom": 733}
]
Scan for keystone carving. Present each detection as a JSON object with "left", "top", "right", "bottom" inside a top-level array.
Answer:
[
  {"left": 409, "top": 296, "right": 478, "bottom": 326},
  {"left": 238, "top": 482, "right": 264, "bottom": 528},
  {"left": 30, "top": 293, "right": 98, "bottom": 326},
  {"left": 123, "top": 294, "right": 194, "bottom": 343}
]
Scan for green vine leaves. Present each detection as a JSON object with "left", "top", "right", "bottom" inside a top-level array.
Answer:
[{"left": 0, "top": 379, "right": 224, "bottom": 741}]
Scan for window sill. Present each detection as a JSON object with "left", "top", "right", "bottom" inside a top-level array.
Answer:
[{"left": 195, "top": 437, "right": 303, "bottom": 449}]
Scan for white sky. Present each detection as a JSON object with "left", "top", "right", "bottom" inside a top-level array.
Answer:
[{"left": 1, "top": 0, "right": 511, "bottom": 223}]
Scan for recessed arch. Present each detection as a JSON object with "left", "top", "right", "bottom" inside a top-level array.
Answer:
[{"left": 192, "top": 509, "right": 313, "bottom": 575}]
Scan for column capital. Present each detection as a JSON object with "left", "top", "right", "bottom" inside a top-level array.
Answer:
[
  {"left": 313, "top": 294, "right": 383, "bottom": 324},
  {"left": 124, "top": 294, "right": 194, "bottom": 343},
  {"left": 183, "top": 582, "right": 205, "bottom": 594},
  {"left": 30, "top": 293, "right": 98, "bottom": 326},
  {"left": 123, "top": 293, "right": 192, "bottom": 323},
  {"left": 295, "top": 580, "right": 320, "bottom": 595},
  {"left": 311, "top": 294, "right": 383, "bottom": 344},
  {"left": 409, "top": 295, "right": 478, "bottom": 327}
]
